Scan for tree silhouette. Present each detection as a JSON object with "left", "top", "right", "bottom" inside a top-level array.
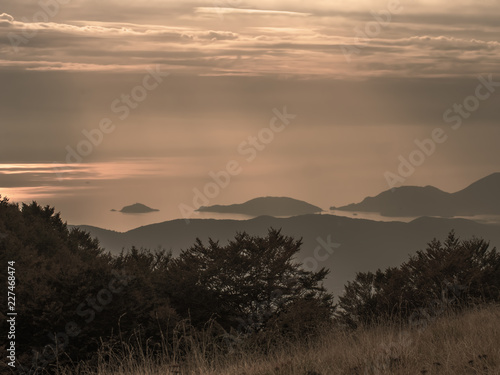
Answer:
[
  {"left": 165, "top": 228, "right": 334, "bottom": 333},
  {"left": 337, "top": 231, "right": 500, "bottom": 328}
]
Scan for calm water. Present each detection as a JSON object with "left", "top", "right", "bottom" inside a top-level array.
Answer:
[
  {"left": 327, "top": 210, "right": 500, "bottom": 226},
  {"left": 65, "top": 206, "right": 500, "bottom": 232}
]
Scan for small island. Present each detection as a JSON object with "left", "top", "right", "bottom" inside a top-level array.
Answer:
[{"left": 112, "top": 203, "right": 159, "bottom": 214}]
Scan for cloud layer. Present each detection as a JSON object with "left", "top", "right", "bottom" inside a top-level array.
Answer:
[{"left": 1, "top": 0, "right": 499, "bottom": 77}]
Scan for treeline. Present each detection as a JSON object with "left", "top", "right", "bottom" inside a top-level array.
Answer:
[
  {"left": 0, "top": 198, "right": 333, "bottom": 374},
  {"left": 338, "top": 232, "right": 500, "bottom": 328},
  {"left": 0, "top": 198, "right": 499, "bottom": 374}
]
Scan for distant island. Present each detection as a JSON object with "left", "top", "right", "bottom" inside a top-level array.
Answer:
[
  {"left": 112, "top": 203, "right": 159, "bottom": 214},
  {"left": 196, "top": 197, "right": 322, "bottom": 216},
  {"left": 332, "top": 172, "right": 500, "bottom": 217}
]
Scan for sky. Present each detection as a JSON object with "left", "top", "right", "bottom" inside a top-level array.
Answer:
[{"left": 0, "top": 0, "right": 499, "bottom": 230}]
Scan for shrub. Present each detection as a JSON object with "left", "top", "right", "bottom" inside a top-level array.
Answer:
[{"left": 337, "top": 231, "right": 500, "bottom": 328}]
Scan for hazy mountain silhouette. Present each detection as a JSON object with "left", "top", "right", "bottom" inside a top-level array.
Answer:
[
  {"left": 453, "top": 173, "right": 500, "bottom": 214},
  {"left": 334, "top": 172, "right": 500, "bottom": 217},
  {"left": 113, "top": 203, "right": 159, "bottom": 214},
  {"left": 75, "top": 214, "right": 500, "bottom": 296},
  {"left": 196, "top": 196, "right": 322, "bottom": 216}
]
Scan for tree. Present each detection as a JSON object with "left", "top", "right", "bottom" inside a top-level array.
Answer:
[
  {"left": 0, "top": 198, "right": 115, "bottom": 372},
  {"left": 165, "top": 228, "right": 335, "bottom": 335},
  {"left": 337, "top": 271, "right": 378, "bottom": 328},
  {"left": 336, "top": 231, "right": 500, "bottom": 328},
  {"left": 0, "top": 199, "right": 176, "bottom": 372}
]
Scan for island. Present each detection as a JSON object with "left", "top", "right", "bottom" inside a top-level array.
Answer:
[
  {"left": 332, "top": 172, "right": 500, "bottom": 217},
  {"left": 196, "top": 197, "right": 322, "bottom": 217},
  {"left": 112, "top": 203, "right": 160, "bottom": 214}
]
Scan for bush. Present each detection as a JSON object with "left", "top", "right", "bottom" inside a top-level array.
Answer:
[
  {"left": 164, "top": 229, "right": 335, "bottom": 336},
  {"left": 337, "top": 231, "right": 500, "bottom": 328}
]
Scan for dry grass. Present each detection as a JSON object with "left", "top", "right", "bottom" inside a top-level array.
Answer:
[{"left": 62, "top": 305, "right": 500, "bottom": 375}]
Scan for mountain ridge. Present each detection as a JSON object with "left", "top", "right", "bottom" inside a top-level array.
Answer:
[
  {"left": 334, "top": 172, "right": 500, "bottom": 217},
  {"left": 74, "top": 213, "right": 500, "bottom": 296}
]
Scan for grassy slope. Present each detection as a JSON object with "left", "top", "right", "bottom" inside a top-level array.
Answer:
[{"left": 65, "top": 305, "right": 500, "bottom": 375}]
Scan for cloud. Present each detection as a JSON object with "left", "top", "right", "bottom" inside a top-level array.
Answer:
[
  {"left": 0, "top": 2, "right": 499, "bottom": 78},
  {"left": 195, "top": 7, "right": 311, "bottom": 17},
  {"left": 0, "top": 13, "right": 14, "bottom": 26},
  {"left": 403, "top": 35, "right": 500, "bottom": 51},
  {"left": 200, "top": 31, "right": 239, "bottom": 40}
]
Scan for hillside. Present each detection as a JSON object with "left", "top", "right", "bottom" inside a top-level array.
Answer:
[
  {"left": 3, "top": 199, "right": 499, "bottom": 375},
  {"left": 334, "top": 172, "right": 500, "bottom": 217},
  {"left": 67, "top": 305, "right": 500, "bottom": 375},
  {"left": 196, "top": 196, "right": 323, "bottom": 216},
  {"left": 76, "top": 214, "right": 500, "bottom": 296},
  {"left": 453, "top": 172, "right": 500, "bottom": 215}
]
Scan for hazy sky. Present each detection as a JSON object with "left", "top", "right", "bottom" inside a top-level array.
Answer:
[{"left": 1, "top": 0, "right": 499, "bottom": 229}]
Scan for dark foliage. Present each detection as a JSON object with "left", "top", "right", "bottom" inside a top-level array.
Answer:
[
  {"left": 0, "top": 199, "right": 334, "bottom": 373},
  {"left": 337, "top": 231, "right": 500, "bottom": 328},
  {"left": 165, "top": 229, "right": 334, "bottom": 333},
  {"left": 0, "top": 198, "right": 175, "bottom": 374}
]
